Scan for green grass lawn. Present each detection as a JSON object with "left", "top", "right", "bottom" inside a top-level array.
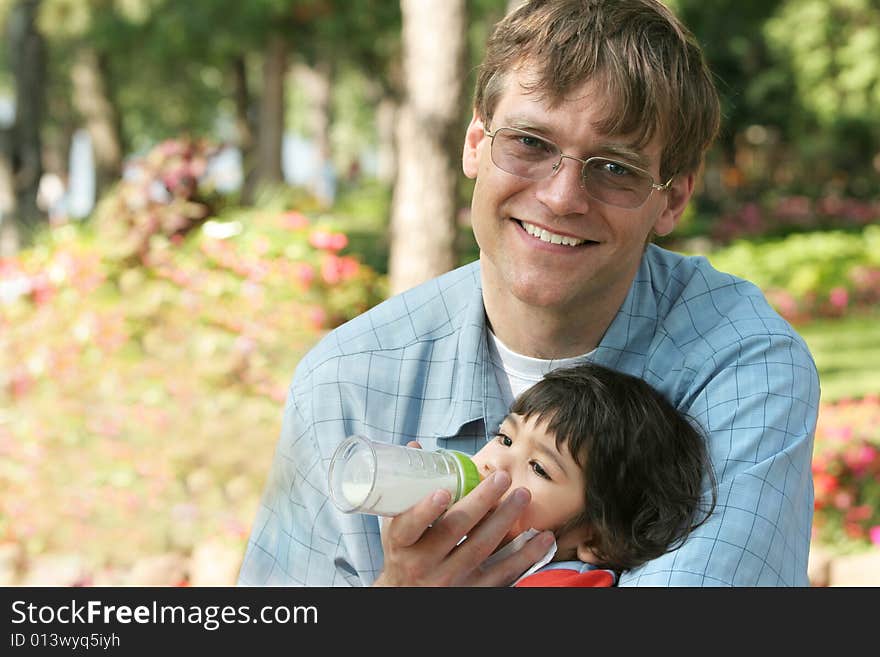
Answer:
[{"left": 796, "top": 310, "right": 880, "bottom": 403}]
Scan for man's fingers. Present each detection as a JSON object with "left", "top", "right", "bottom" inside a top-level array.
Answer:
[
  {"left": 476, "top": 530, "right": 556, "bottom": 586},
  {"left": 423, "top": 471, "right": 513, "bottom": 552},
  {"left": 444, "top": 485, "right": 531, "bottom": 570},
  {"left": 382, "top": 488, "right": 452, "bottom": 548}
]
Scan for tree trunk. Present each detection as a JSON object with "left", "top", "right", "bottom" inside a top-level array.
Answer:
[
  {"left": 232, "top": 54, "right": 257, "bottom": 205},
  {"left": 389, "top": 0, "right": 467, "bottom": 295},
  {"left": 253, "top": 34, "right": 287, "bottom": 191},
  {"left": 0, "top": 127, "right": 18, "bottom": 255},
  {"left": 70, "top": 47, "right": 123, "bottom": 200},
  {"left": 295, "top": 60, "right": 335, "bottom": 205},
  {"left": 7, "top": 0, "right": 47, "bottom": 244},
  {"left": 375, "top": 96, "right": 398, "bottom": 185}
]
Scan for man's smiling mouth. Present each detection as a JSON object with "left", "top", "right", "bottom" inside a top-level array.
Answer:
[{"left": 518, "top": 220, "right": 592, "bottom": 247}]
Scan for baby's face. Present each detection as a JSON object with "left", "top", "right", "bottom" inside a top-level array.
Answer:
[{"left": 472, "top": 413, "right": 588, "bottom": 559}]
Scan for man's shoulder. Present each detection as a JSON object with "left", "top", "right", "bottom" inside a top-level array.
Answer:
[
  {"left": 643, "top": 244, "right": 804, "bottom": 342},
  {"left": 298, "top": 261, "right": 482, "bottom": 376}
]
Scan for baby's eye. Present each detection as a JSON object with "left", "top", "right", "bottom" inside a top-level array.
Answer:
[
  {"left": 497, "top": 433, "right": 513, "bottom": 447},
  {"left": 530, "top": 461, "right": 550, "bottom": 480}
]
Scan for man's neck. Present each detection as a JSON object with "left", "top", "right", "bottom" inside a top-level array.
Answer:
[{"left": 483, "top": 285, "right": 625, "bottom": 359}]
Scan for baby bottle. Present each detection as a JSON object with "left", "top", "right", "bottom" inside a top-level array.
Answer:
[{"left": 328, "top": 434, "right": 482, "bottom": 516}]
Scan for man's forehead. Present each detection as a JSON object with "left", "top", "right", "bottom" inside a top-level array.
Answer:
[{"left": 493, "top": 72, "right": 663, "bottom": 164}]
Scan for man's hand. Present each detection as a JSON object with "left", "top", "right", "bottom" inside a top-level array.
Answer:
[{"left": 372, "top": 470, "right": 555, "bottom": 587}]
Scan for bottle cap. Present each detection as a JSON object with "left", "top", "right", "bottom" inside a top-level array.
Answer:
[{"left": 448, "top": 450, "right": 482, "bottom": 498}]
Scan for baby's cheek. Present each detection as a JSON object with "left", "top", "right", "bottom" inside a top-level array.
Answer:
[{"left": 520, "top": 495, "right": 558, "bottom": 532}]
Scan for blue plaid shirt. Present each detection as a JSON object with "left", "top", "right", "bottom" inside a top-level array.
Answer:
[{"left": 238, "top": 244, "right": 820, "bottom": 586}]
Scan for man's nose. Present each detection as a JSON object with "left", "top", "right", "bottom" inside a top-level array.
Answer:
[{"left": 537, "top": 156, "right": 591, "bottom": 216}]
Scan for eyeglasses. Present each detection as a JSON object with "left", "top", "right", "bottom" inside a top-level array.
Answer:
[{"left": 484, "top": 126, "right": 673, "bottom": 209}]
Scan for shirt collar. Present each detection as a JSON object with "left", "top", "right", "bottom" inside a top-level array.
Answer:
[
  {"left": 434, "top": 264, "right": 508, "bottom": 442},
  {"left": 436, "top": 249, "right": 659, "bottom": 441}
]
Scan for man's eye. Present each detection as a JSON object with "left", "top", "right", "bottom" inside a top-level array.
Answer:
[
  {"left": 517, "top": 135, "right": 554, "bottom": 153},
  {"left": 601, "top": 160, "right": 634, "bottom": 177},
  {"left": 530, "top": 461, "right": 550, "bottom": 480},
  {"left": 497, "top": 433, "right": 513, "bottom": 447}
]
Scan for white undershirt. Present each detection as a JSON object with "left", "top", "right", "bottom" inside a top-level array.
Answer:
[{"left": 487, "top": 329, "right": 595, "bottom": 409}]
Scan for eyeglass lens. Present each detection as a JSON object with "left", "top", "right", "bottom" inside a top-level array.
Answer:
[{"left": 490, "top": 127, "right": 654, "bottom": 209}]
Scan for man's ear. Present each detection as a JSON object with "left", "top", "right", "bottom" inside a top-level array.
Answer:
[
  {"left": 462, "top": 111, "right": 486, "bottom": 180},
  {"left": 653, "top": 172, "right": 695, "bottom": 237}
]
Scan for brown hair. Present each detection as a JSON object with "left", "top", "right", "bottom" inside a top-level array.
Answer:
[
  {"left": 510, "top": 361, "right": 717, "bottom": 572},
  {"left": 475, "top": 0, "right": 721, "bottom": 178}
]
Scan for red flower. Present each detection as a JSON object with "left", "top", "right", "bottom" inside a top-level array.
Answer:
[
  {"left": 309, "top": 229, "right": 348, "bottom": 252},
  {"left": 812, "top": 471, "right": 838, "bottom": 500},
  {"left": 321, "top": 254, "right": 359, "bottom": 285}
]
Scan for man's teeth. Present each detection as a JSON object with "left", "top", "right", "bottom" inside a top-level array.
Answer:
[{"left": 521, "top": 221, "right": 585, "bottom": 246}]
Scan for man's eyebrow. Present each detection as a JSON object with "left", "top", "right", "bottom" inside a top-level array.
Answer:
[
  {"left": 594, "top": 141, "right": 652, "bottom": 169},
  {"left": 502, "top": 115, "right": 552, "bottom": 135}
]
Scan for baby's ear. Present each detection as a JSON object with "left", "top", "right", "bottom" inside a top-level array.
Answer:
[
  {"left": 576, "top": 541, "right": 602, "bottom": 565},
  {"left": 560, "top": 523, "right": 599, "bottom": 564}
]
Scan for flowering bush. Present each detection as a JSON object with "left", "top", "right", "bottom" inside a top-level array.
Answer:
[
  {"left": 707, "top": 226, "right": 880, "bottom": 323},
  {"left": 92, "top": 138, "right": 220, "bottom": 265},
  {"left": 710, "top": 194, "right": 880, "bottom": 244},
  {"left": 0, "top": 194, "right": 385, "bottom": 575},
  {"left": 812, "top": 396, "right": 880, "bottom": 551}
]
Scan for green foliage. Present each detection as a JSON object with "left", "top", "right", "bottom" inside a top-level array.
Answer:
[
  {"left": 799, "top": 311, "right": 880, "bottom": 403},
  {"left": 705, "top": 226, "right": 880, "bottom": 323},
  {"left": 0, "top": 154, "right": 386, "bottom": 569},
  {"left": 765, "top": 0, "right": 880, "bottom": 128}
]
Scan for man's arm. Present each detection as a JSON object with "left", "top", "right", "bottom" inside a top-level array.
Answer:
[
  {"left": 620, "top": 333, "right": 820, "bottom": 586},
  {"left": 237, "top": 385, "right": 384, "bottom": 586}
]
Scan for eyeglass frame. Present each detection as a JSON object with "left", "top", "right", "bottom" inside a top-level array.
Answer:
[{"left": 483, "top": 125, "right": 674, "bottom": 209}]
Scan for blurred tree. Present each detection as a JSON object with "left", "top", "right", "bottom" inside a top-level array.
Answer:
[
  {"left": 129, "top": 0, "right": 296, "bottom": 204},
  {"left": 764, "top": 0, "right": 880, "bottom": 197},
  {"left": 36, "top": 0, "right": 132, "bottom": 200},
  {"left": 2, "top": 0, "right": 46, "bottom": 248},
  {"left": 388, "top": 0, "right": 467, "bottom": 294},
  {"left": 296, "top": 0, "right": 401, "bottom": 194},
  {"left": 670, "top": 0, "right": 790, "bottom": 154},
  {"left": 671, "top": 0, "right": 879, "bottom": 201}
]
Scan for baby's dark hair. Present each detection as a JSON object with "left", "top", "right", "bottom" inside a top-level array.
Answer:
[{"left": 510, "top": 361, "right": 717, "bottom": 572}]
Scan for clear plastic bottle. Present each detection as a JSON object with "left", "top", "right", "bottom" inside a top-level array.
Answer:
[{"left": 328, "top": 434, "right": 482, "bottom": 517}]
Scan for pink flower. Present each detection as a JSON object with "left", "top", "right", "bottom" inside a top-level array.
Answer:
[
  {"left": 843, "top": 445, "right": 878, "bottom": 476},
  {"left": 294, "top": 263, "right": 315, "bottom": 288},
  {"left": 766, "top": 289, "right": 798, "bottom": 320},
  {"left": 870, "top": 526, "right": 880, "bottom": 546},
  {"left": 308, "top": 306, "right": 327, "bottom": 330},
  {"left": 828, "top": 286, "right": 849, "bottom": 310},
  {"left": 281, "top": 211, "right": 309, "bottom": 230},
  {"left": 30, "top": 273, "right": 55, "bottom": 305},
  {"left": 321, "top": 254, "right": 359, "bottom": 285},
  {"left": 833, "top": 491, "right": 853, "bottom": 510},
  {"left": 309, "top": 229, "right": 348, "bottom": 252}
]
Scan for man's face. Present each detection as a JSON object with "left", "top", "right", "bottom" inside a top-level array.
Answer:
[
  {"left": 462, "top": 68, "right": 692, "bottom": 316},
  {"left": 472, "top": 413, "right": 588, "bottom": 560}
]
